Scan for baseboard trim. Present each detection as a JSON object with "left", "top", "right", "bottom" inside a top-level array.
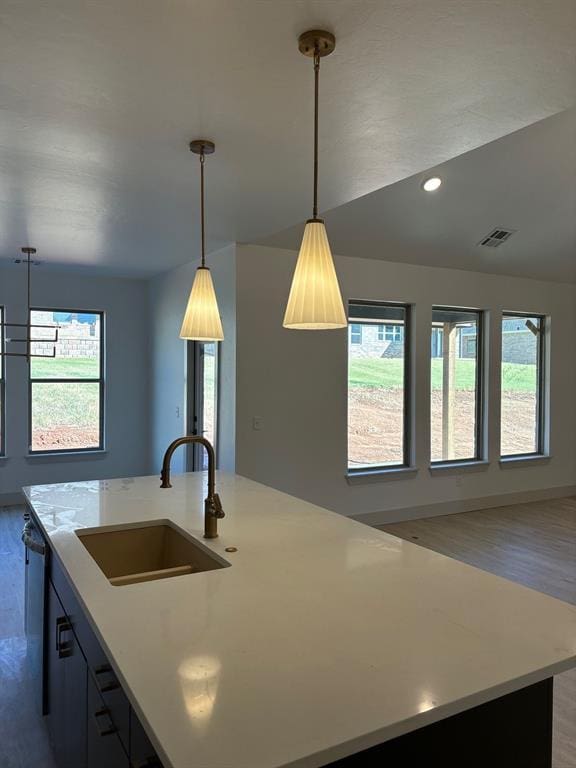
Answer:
[
  {"left": 351, "top": 484, "right": 576, "bottom": 527},
  {"left": 0, "top": 491, "right": 25, "bottom": 508}
]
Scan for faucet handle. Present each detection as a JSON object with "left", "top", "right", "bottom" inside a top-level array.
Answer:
[{"left": 212, "top": 493, "right": 225, "bottom": 518}]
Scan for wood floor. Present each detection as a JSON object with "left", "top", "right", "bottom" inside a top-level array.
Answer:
[
  {"left": 0, "top": 500, "right": 574, "bottom": 766},
  {"left": 381, "top": 496, "right": 576, "bottom": 768}
]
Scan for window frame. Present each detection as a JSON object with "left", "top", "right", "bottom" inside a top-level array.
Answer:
[
  {"left": 500, "top": 311, "right": 546, "bottom": 459},
  {"left": 28, "top": 307, "right": 105, "bottom": 455},
  {"left": 347, "top": 300, "right": 412, "bottom": 473},
  {"left": 0, "top": 306, "right": 5, "bottom": 457},
  {"left": 430, "top": 306, "right": 485, "bottom": 466}
]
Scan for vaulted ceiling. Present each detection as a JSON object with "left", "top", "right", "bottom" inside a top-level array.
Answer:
[
  {"left": 0, "top": 0, "right": 574, "bottom": 277},
  {"left": 261, "top": 108, "right": 576, "bottom": 283}
]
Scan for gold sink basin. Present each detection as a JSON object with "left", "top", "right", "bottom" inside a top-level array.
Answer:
[{"left": 76, "top": 520, "right": 230, "bottom": 586}]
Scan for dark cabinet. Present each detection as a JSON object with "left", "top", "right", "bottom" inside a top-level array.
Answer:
[
  {"left": 46, "top": 580, "right": 88, "bottom": 768},
  {"left": 43, "top": 548, "right": 163, "bottom": 768},
  {"left": 130, "top": 709, "right": 164, "bottom": 768},
  {"left": 92, "top": 663, "right": 130, "bottom": 749},
  {"left": 86, "top": 673, "right": 129, "bottom": 768}
]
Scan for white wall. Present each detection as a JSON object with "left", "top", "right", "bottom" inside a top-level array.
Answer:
[
  {"left": 0, "top": 267, "right": 149, "bottom": 503},
  {"left": 19, "top": 241, "right": 570, "bottom": 523},
  {"left": 235, "top": 244, "right": 576, "bottom": 523},
  {"left": 148, "top": 245, "right": 236, "bottom": 476}
]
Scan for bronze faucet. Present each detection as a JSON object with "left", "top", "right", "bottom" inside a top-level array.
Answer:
[{"left": 160, "top": 436, "right": 224, "bottom": 539}]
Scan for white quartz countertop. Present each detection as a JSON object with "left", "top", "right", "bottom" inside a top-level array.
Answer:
[{"left": 24, "top": 473, "right": 576, "bottom": 768}]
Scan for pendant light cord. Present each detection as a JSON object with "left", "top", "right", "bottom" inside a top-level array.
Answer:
[
  {"left": 200, "top": 150, "right": 206, "bottom": 268},
  {"left": 312, "top": 49, "right": 320, "bottom": 220}
]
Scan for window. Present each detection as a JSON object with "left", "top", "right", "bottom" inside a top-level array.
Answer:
[
  {"left": 431, "top": 327, "right": 443, "bottom": 358},
  {"left": 186, "top": 341, "right": 219, "bottom": 471},
  {"left": 348, "top": 301, "right": 411, "bottom": 471},
  {"left": 430, "top": 308, "right": 483, "bottom": 463},
  {"left": 501, "top": 313, "right": 545, "bottom": 457},
  {"left": 350, "top": 324, "right": 362, "bottom": 345},
  {"left": 385, "top": 324, "right": 403, "bottom": 342},
  {"left": 201, "top": 343, "right": 218, "bottom": 453},
  {"left": 377, "top": 324, "right": 403, "bottom": 342},
  {"left": 0, "top": 306, "right": 4, "bottom": 456},
  {"left": 29, "top": 310, "right": 104, "bottom": 453}
]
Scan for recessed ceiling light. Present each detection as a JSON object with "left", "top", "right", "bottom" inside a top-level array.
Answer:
[{"left": 422, "top": 177, "right": 442, "bottom": 192}]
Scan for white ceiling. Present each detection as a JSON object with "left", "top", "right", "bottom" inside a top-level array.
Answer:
[
  {"left": 0, "top": 0, "right": 574, "bottom": 277},
  {"left": 261, "top": 108, "right": 576, "bottom": 283}
]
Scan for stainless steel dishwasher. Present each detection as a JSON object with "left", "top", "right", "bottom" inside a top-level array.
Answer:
[{"left": 22, "top": 510, "right": 48, "bottom": 715}]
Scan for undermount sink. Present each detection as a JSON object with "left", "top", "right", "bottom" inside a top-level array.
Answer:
[{"left": 76, "top": 520, "right": 230, "bottom": 586}]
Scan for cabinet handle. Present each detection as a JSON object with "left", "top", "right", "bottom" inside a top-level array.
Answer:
[
  {"left": 55, "top": 616, "right": 72, "bottom": 659},
  {"left": 93, "top": 707, "right": 117, "bottom": 737},
  {"left": 94, "top": 664, "right": 120, "bottom": 693}
]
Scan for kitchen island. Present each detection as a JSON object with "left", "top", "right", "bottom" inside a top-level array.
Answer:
[{"left": 24, "top": 472, "right": 576, "bottom": 768}]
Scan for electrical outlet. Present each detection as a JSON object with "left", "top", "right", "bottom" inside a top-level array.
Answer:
[
  {"left": 252, "top": 416, "right": 263, "bottom": 431},
  {"left": 176, "top": 406, "right": 180, "bottom": 419}
]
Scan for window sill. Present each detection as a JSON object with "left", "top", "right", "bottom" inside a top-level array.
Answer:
[
  {"left": 499, "top": 454, "right": 551, "bottom": 467},
  {"left": 26, "top": 449, "right": 107, "bottom": 460},
  {"left": 429, "top": 460, "right": 489, "bottom": 475},
  {"left": 346, "top": 466, "right": 418, "bottom": 485}
]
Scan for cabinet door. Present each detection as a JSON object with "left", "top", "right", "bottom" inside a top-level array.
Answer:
[
  {"left": 46, "top": 580, "right": 88, "bottom": 768},
  {"left": 46, "top": 581, "right": 66, "bottom": 763},
  {"left": 87, "top": 673, "right": 129, "bottom": 768},
  {"left": 130, "top": 708, "right": 164, "bottom": 768}
]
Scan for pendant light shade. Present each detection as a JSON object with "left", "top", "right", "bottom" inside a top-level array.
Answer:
[
  {"left": 180, "top": 266, "right": 224, "bottom": 341},
  {"left": 283, "top": 30, "right": 346, "bottom": 331},
  {"left": 179, "top": 139, "right": 224, "bottom": 342},
  {"left": 283, "top": 219, "right": 346, "bottom": 329}
]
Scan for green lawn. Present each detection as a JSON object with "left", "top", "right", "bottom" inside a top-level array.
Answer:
[
  {"left": 32, "top": 381, "right": 99, "bottom": 428},
  {"left": 28, "top": 355, "right": 535, "bottom": 435},
  {"left": 30, "top": 357, "right": 100, "bottom": 431},
  {"left": 31, "top": 356, "right": 99, "bottom": 379},
  {"left": 349, "top": 358, "right": 536, "bottom": 392}
]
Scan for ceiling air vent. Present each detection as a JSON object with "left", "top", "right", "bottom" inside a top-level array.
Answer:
[{"left": 478, "top": 228, "right": 516, "bottom": 248}]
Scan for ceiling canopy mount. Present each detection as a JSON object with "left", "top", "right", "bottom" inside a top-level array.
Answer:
[
  {"left": 297, "top": 30, "right": 336, "bottom": 58},
  {"left": 189, "top": 139, "right": 216, "bottom": 156}
]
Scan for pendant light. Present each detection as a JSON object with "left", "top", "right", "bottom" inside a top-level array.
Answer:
[
  {"left": 283, "top": 30, "right": 346, "bottom": 331},
  {"left": 180, "top": 139, "right": 224, "bottom": 342},
  {"left": 1, "top": 247, "right": 58, "bottom": 361}
]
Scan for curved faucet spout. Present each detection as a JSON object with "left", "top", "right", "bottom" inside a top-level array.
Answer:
[{"left": 160, "top": 436, "right": 224, "bottom": 539}]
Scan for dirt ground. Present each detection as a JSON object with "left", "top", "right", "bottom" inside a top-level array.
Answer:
[
  {"left": 348, "top": 388, "right": 537, "bottom": 466},
  {"left": 31, "top": 427, "right": 100, "bottom": 452},
  {"left": 500, "top": 392, "right": 539, "bottom": 456},
  {"left": 32, "top": 390, "right": 536, "bottom": 458}
]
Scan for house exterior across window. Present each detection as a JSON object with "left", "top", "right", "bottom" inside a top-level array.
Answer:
[
  {"left": 349, "top": 323, "right": 403, "bottom": 358},
  {"left": 350, "top": 324, "right": 363, "bottom": 345},
  {"left": 383, "top": 324, "right": 403, "bottom": 342}
]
